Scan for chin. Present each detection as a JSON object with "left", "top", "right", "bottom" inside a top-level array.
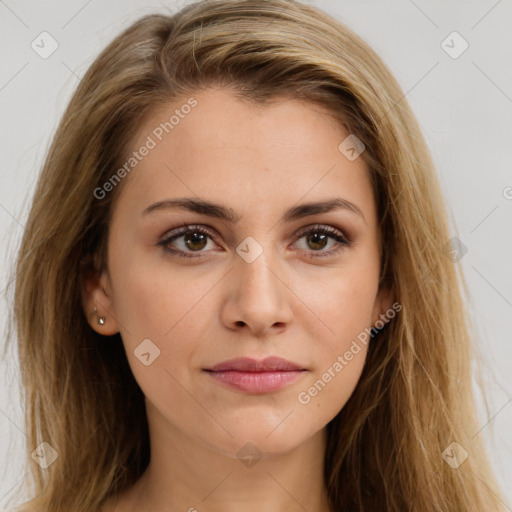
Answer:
[{"left": 201, "top": 418, "right": 317, "bottom": 460}]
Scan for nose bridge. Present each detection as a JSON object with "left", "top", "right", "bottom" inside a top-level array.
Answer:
[
  {"left": 236, "top": 238, "right": 281, "bottom": 303},
  {"left": 225, "top": 236, "right": 292, "bottom": 332}
]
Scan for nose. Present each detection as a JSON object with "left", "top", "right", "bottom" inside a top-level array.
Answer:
[{"left": 220, "top": 246, "right": 293, "bottom": 337}]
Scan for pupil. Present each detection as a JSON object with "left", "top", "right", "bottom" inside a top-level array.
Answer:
[
  {"left": 307, "top": 233, "right": 327, "bottom": 250},
  {"left": 185, "top": 232, "right": 207, "bottom": 251}
]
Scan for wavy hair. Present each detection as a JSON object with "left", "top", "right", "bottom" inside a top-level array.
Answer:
[{"left": 6, "top": 0, "right": 505, "bottom": 510}]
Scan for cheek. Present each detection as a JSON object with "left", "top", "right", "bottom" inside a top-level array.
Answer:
[
  {"left": 295, "top": 275, "right": 373, "bottom": 414},
  {"left": 108, "top": 263, "right": 214, "bottom": 411},
  {"left": 109, "top": 249, "right": 214, "bottom": 340},
  {"left": 294, "top": 263, "right": 379, "bottom": 349},
  {"left": 108, "top": 253, "right": 221, "bottom": 389},
  {"left": 291, "top": 264, "right": 377, "bottom": 412},
  {"left": 296, "top": 348, "right": 367, "bottom": 420}
]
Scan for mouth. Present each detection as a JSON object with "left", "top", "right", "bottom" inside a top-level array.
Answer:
[{"left": 203, "top": 356, "right": 307, "bottom": 394}]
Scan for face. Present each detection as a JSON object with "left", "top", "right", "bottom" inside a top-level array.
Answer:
[{"left": 83, "top": 87, "right": 391, "bottom": 459}]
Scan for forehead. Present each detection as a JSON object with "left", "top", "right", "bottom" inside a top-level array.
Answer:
[{"left": 114, "top": 87, "right": 376, "bottom": 226}]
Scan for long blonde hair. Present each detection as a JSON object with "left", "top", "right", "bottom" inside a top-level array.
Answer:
[{"left": 7, "top": 0, "right": 505, "bottom": 510}]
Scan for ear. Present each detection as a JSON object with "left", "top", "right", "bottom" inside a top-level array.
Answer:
[
  {"left": 371, "top": 283, "right": 395, "bottom": 329},
  {"left": 80, "top": 258, "right": 120, "bottom": 336}
]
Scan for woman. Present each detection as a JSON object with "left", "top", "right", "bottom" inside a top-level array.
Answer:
[{"left": 7, "top": 0, "right": 506, "bottom": 510}]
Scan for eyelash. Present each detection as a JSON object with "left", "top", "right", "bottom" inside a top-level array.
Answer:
[{"left": 158, "top": 223, "right": 351, "bottom": 259}]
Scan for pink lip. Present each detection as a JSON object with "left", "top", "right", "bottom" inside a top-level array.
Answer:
[{"left": 204, "top": 357, "right": 307, "bottom": 394}]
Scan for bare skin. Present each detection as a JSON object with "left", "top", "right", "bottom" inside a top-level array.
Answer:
[{"left": 85, "top": 87, "right": 392, "bottom": 512}]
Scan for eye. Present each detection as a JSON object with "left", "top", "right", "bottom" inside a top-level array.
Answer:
[
  {"left": 158, "top": 223, "right": 351, "bottom": 259},
  {"left": 158, "top": 224, "right": 219, "bottom": 258},
  {"left": 292, "top": 224, "right": 351, "bottom": 257}
]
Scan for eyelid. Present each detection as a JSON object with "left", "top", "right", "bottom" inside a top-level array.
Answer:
[
  {"left": 159, "top": 224, "right": 222, "bottom": 255},
  {"left": 294, "top": 223, "right": 350, "bottom": 241},
  {"left": 290, "top": 223, "right": 351, "bottom": 258}
]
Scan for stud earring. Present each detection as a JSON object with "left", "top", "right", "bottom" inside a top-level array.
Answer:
[{"left": 91, "top": 307, "right": 106, "bottom": 326}]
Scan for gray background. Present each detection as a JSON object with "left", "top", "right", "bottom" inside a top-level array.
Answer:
[{"left": 1, "top": 0, "right": 511, "bottom": 508}]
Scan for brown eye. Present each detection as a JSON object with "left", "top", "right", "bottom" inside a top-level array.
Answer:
[
  {"left": 304, "top": 232, "right": 329, "bottom": 251},
  {"left": 183, "top": 232, "right": 208, "bottom": 251},
  {"left": 159, "top": 225, "right": 218, "bottom": 258},
  {"left": 293, "top": 224, "right": 351, "bottom": 257}
]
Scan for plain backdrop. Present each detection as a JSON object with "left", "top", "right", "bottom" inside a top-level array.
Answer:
[{"left": 1, "top": 0, "right": 511, "bottom": 508}]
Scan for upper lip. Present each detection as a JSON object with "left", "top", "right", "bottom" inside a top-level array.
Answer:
[{"left": 206, "top": 357, "right": 305, "bottom": 372}]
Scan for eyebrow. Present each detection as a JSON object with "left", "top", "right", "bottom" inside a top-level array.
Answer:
[{"left": 142, "top": 196, "right": 366, "bottom": 224}]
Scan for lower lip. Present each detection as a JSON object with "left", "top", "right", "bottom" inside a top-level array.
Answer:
[{"left": 205, "top": 370, "right": 305, "bottom": 393}]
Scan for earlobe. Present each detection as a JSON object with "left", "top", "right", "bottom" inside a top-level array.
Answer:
[
  {"left": 89, "top": 306, "right": 106, "bottom": 327},
  {"left": 80, "top": 264, "right": 120, "bottom": 336}
]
